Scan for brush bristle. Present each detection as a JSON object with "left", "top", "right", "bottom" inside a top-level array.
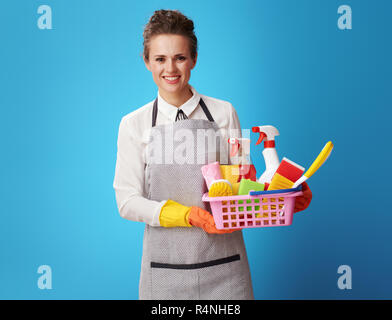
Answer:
[
  {"left": 267, "top": 173, "right": 294, "bottom": 190},
  {"left": 209, "top": 181, "right": 233, "bottom": 197}
]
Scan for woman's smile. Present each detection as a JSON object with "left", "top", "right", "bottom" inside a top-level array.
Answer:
[
  {"left": 144, "top": 34, "right": 197, "bottom": 106},
  {"left": 162, "top": 75, "right": 181, "bottom": 84}
]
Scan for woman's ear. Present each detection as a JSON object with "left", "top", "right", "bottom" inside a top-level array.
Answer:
[
  {"left": 144, "top": 56, "right": 151, "bottom": 71},
  {"left": 191, "top": 52, "right": 198, "bottom": 70}
]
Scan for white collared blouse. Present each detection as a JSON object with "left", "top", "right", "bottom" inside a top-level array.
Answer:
[{"left": 113, "top": 86, "right": 241, "bottom": 226}]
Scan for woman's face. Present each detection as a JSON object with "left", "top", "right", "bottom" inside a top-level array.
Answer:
[{"left": 144, "top": 34, "right": 197, "bottom": 98}]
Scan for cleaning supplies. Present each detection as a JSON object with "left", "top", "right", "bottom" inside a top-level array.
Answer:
[
  {"left": 228, "top": 138, "right": 251, "bottom": 164},
  {"left": 252, "top": 125, "right": 280, "bottom": 184},
  {"left": 268, "top": 157, "right": 305, "bottom": 190},
  {"left": 236, "top": 179, "right": 265, "bottom": 216},
  {"left": 238, "top": 179, "right": 265, "bottom": 195},
  {"left": 201, "top": 162, "right": 233, "bottom": 197},
  {"left": 232, "top": 182, "right": 240, "bottom": 195},
  {"left": 209, "top": 180, "right": 233, "bottom": 197},
  {"left": 239, "top": 164, "right": 257, "bottom": 181},
  {"left": 220, "top": 165, "right": 241, "bottom": 187},
  {"left": 293, "top": 141, "right": 334, "bottom": 188},
  {"left": 228, "top": 138, "right": 257, "bottom": 181},
  {"left": 201, "top": 161, "right": 221, "bottom": 187}
]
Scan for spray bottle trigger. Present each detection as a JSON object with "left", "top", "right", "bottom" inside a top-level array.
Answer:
[{"left": 252, "top": 127, "right": 267, "bottom": 145}]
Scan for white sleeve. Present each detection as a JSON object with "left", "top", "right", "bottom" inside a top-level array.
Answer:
[
  {"left": 113, "top": 116, "right": 165, "bottom": 226},
  {"left": 228, "top": 102, "right": 242, "bottom": 135}
]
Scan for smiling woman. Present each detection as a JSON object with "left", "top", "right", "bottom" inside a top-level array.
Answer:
[
  {"left": 144, "top": 34, "right": 196, "bottom": 107},
  {"left": 142, "top": 10, "right": 198, "bottom": 107},
  {"left": 113, "top": 9, "right": 254, "bottom": 300}
]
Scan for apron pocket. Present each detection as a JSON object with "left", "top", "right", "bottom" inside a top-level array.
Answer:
[
  {"left": 198, "top": 255, "right": 245, "bottom": 300},
  {"left": 150, "top": 254, "right": 245, "bottom": 300},
  {"left": 151, "top": 267, "right": 199, "bottom": 300}
]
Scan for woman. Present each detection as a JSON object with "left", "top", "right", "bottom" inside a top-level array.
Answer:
[{"left": 113, "top": 9, "right": 311, "bottom": 300}]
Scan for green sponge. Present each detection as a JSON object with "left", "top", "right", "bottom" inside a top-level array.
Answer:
[
  {"left": 238, "top": 179, "right": 265, "bottom": 195},
  {"left": 238, "top": 179, "right": 265, "bottom": 213}
]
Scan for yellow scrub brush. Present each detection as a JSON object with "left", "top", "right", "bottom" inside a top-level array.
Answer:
[
  {"left": 292, "top": 141, "right": 334, "bottom": 188},
  {"left": 209, "top": 179, "right": 233, "bottom": 197}
]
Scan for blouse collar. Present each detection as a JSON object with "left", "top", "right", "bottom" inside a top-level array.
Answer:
[{"left": 157, "top": 85, "right": 200, "bottom": 121}]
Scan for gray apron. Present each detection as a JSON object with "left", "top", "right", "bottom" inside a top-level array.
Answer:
[{"left": 139, "top": 98, "right": 254, "bottom": 300}]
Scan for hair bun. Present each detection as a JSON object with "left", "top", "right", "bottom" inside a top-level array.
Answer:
[{"left": 143, "top": 10, "right": 198, "bottom": 61}]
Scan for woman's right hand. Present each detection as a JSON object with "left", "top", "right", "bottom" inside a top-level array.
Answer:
[{"left": 188, "top": 207, "right": 237, "bottom": 234}]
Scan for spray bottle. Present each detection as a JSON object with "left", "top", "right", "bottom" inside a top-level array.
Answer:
[
  {"left": 228, "top": 138, "right": 257, "bottom": 181},
  {"left": 252, "top": 125, "right": 280, "bottom": 184}
]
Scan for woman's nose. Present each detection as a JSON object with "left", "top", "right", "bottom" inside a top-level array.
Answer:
[{"left": 166, "top": 59, "right": 177, "bottom": 73}]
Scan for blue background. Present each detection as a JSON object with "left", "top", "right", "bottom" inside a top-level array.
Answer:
[{"left": 1, "top": 0, "right": 391, "bottom": 299}]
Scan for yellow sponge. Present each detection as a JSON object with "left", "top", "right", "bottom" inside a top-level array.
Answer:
[
  {"left": 208, "top": 180, "right": 233, "bottom": 197},
  {"left": 220, "top": 165, "right": 240, "bottom": 186},
  {"left": 232, "top": 182, "right": 240, "bottom": 195}
]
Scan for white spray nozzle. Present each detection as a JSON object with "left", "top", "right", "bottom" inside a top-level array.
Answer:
[
  {"left": 228, "top": 138, "right": 250, "bottom": 157},
  {"left": 252, "top": 125, "right": 280, "bottom": 146},
  {"left": 228, "top": 138, "right": 251, "bottom": 166}
]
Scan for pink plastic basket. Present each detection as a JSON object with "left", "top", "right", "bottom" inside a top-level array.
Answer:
[{"left": 202, "top": 189, "right": 303, "bottom": 230}]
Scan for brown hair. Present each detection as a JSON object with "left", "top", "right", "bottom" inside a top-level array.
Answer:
[{"left": 143, "top": 10, "right": 198, "bottom": 61}]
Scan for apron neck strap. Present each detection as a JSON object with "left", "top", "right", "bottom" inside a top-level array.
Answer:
[
  {"left": 152, "top": 97, "right": 215, "bottom": 127},
  {"left": 199, "top": 98, "right": 215, "bottom": 123}
]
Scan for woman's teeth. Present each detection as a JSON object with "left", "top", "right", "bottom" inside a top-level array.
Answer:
[{"left": 164, "top": 76, "right": 180, "bottom": 80}]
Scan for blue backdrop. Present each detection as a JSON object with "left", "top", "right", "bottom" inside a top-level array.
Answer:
[{"left": 1, "top": 0, "right": 391, "bottom": 299}]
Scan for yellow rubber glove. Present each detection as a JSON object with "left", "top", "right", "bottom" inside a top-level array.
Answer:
[
  {"left": 159, "top": 200, "right": 237, "bottom": 234},
  {"left": 159, "top": 199, "right": 192, "bottom": 227}
]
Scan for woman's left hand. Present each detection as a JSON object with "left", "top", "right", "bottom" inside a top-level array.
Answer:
[{"left": 294, "top": 182, "right": 312, "bottom": 213}]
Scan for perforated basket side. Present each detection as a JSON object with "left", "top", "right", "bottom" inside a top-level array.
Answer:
[{"left": 203, "top": 192, "right": 302, "bottom": 230}]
